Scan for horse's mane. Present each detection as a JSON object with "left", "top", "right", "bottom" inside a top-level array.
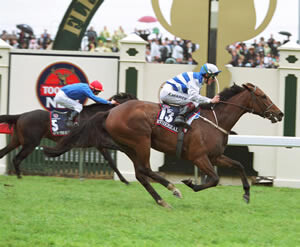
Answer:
[
  {"left": 83, "top": 92, "right": 138, "bottom": 110},
  {"left": 219, "top": 83, "right": 245, "bottom": 101},
  {"left": 200, "top": 84, "right": 245, "bottom": 109}
]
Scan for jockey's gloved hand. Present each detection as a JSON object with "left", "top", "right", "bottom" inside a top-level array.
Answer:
[{"left": 110, "top": 99, "right": 119, "bottom": 105}]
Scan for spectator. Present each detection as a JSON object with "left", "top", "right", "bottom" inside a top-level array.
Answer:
[
  {"left": 171, "top": 40, "right": 184, "bottom": 63},
  {"left": 98, "top": 26, "right": 110, "bottom": 43},
  {"left": 159, "top": 39, "right": 169, "bottom": 63},
  {"left": 87, "top": 26, "right": 97, "bottom": 48},
  {"left": 229, "top": 49, "right": 240, "bottom": 66},
  {"left": 244, "top": 46, "right": 256, "bottom": 66},
  {"left": 150, "top": 38, "right": 161, "bottom": 63},
  {"left": 40, "top": 29, "right": 51, "bottom": 49}
]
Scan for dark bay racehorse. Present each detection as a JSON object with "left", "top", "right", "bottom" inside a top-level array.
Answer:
[
  {"left": 43, "top": 83, "right": 283, "bottom": 207},
  {"left": 0, "top": 92, "right": 136, "bottom": 183}
]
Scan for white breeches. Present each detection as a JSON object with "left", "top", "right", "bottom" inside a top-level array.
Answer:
[
  {"left": 54, "top": 90, "right": 83, "bottom": 113},
  {"left": 160, "top": 84, "right": 199, "bottom": 107}
]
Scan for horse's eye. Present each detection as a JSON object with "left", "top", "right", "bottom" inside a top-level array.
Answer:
[{"left": 262, "top": 95, "right": 267, "bottom": 99}]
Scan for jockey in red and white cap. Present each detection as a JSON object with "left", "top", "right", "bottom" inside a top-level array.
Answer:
[{"left": 54, "top": 80, "right": 117, "bottom": 127}]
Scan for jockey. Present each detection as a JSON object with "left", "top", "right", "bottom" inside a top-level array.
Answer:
[
  {"left": 159, "top": 63, "right": 221, "bottom": 129},
  {"left": 54, "top": 80, "right": 118, "bottom": 127}
]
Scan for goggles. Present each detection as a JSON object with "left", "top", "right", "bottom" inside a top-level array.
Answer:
[
  {"left": 202, "top": 65, "right": 217, "bottom": 79},
  {"left": 207, "top": 73, "right": 216, "bottom": 79}
]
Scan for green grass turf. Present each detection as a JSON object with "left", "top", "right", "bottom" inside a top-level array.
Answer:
[{"left": 0, "top": 175, "right": 300, "bottom": 247}]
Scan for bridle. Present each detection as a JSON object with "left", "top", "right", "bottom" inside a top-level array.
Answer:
[{"left": 219, "top": 86, "right": 274, "bottom": 118}]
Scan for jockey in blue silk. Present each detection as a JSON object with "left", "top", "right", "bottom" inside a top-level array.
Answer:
[
  {"left": 160, "top": 63, "right": 221, "bottom": 129},
  {"left": 54, "top": 80, "right": 118, "bottom": 127}
]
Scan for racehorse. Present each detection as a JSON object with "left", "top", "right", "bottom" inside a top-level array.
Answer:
[
  {"left": 43, "top": 83, "right": 283, "bottom": 207},
  {"left": 0, "top": 92, "right": 136, "bottom": 183}
]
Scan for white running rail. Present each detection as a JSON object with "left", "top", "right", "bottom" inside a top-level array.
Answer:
[{"left": 228, "top": 135, "right": 300, "bottom": 148}]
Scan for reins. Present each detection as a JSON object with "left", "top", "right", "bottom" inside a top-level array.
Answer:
[
  {"left": 200, "top": 85, "right": 274, "bottom": 135},
  {"left": 198, "top": 113, "right": 229, "bottom": 135},
  {"left": 219, "top": 100, "right": 254, "bottom": 113},
  {"left": 219, "top": 86, "right": 274, "bottom": 118}
]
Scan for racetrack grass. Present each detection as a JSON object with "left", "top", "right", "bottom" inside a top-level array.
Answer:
[{"left": 0, "top": 176, "right": 300, "bottom": 247}]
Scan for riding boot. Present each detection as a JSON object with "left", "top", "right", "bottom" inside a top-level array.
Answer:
[
  {"left": 174, "top": 103, "right": 195, "bottom": 129},
  {"left": 66, "top": 110, "right": 79, "bottom": 128}
]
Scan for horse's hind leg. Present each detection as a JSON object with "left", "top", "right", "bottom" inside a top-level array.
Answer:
[
  {"left": 13, "top": 145, "right": 36, "bottom": 179},
  {"left": 182, "top": 155, "right": 219, "bottom": 192},
  {"left": 215, "top": 155, "right": 250, "bottom": 203},
  {"left": 123, "top": 144, "right": 172, "bottom": 208},
  {"left": 141, "top": 168, "right": 182, "bottom": 198},
  {"left": 135, "top": 169, "right": 171, "bottom": 208},
  {"left": 97, "top": 147, "right": 129, "bottom": 185},
  {"left": 0, "top": 133, "right": 20, "bottom": 159}
]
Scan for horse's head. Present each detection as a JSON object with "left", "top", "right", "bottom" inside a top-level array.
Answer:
[
  {"left": 242, "top": 83, "right": 284, "bottom": 123},
  {"left": 109, "top": 92, "right": 138, "bottom": 104}
]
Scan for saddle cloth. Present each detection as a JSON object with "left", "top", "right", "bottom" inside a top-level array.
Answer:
[
  {"left": 155, "top": 104, "right": 201, "bottom": 133},
  {"left": 50, "top": 111, "right": 71, "bottom": 136}
]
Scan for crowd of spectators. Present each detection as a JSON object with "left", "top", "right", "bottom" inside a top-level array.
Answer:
[
  {"left": 227, "top": 35, "right": 288, "bottom": 69},
  {"left": 0, "top": 29, "right": 52, "bottom": 50},
  {"left": 1, "top": 25, "right": 288, "bottom": 68},
  {"left": 84, "top": 25, "right": 126, "bottom": 52},
  {"left": 145, "top": 36, "right": 198, "bottom": 64}
]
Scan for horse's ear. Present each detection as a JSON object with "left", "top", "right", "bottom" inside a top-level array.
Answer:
[
  {"left": 243, "top": 82, "right": 255, "bottom": 91},
  {"left": 242, "top": 83, "right": 251, "bottom": 91}
]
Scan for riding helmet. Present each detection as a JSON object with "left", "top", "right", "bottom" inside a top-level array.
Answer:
[
  {"left": 89, "top": 80, "right": 104, "bottom": 91},
  {"left": 200, "top": 63, "right": 221, "bottom": 77}
]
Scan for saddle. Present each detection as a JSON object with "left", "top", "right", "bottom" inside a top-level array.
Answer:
[
  {"left": 156, "top": 104, "right": 200, "bottom": 133},
  {"left": 156, "top": 104, "right": 201, "bottom": 158},
  {"left": 50, "top": 110, "right": 79, "bottom": 136}
]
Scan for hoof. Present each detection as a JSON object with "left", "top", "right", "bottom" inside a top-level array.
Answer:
[
  {"left": 182, "top": 178, "right": 193, "bottom": 186},
  {"left": 158, "top": 200, "right": 172, "bottom": 208},
  {"left": 173, "top": 188, "right": 183, "bottom": 199},
  {"left": 122, "top": 180, "right": 130, "bottom": 185},
  {"left": 243, "top": 194, "right": 250, "bottom": 204}
]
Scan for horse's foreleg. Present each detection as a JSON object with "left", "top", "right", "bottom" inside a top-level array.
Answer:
[
  {"left": 182, "top": 155, "right": 219, "bottom": 192},
  {"left": 97, "top": 147, "right": 129, "bottom": 185},
  {"left": 13, "top": 145, "right": 36, "bottom": 179},
  {"left": 215, "top": 155, "right": 250, "bottom": 203}
]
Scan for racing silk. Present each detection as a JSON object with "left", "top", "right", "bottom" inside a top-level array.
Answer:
[
  {"left": 61, "top": 83, "right": 111, "bottom": 104},
  {"left": 166, "top": 72, "right": 212, "bottom": 104}
]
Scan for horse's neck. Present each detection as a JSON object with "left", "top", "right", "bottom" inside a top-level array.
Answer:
[
  {"left": 81, "top": 104, "right": 112, "bottom": 118},
  {"left": 214, "top": 92, "right": 250, "bottom": 132}
]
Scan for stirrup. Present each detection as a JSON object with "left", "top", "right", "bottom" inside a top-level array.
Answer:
[
  {"left": 174, "top": 116, "right": 192, "bottom": 130},
  {"left": 66, "top": 120, "right": 74, "bottom": 128},
  {"left": 175, "top": 121, "right": 192, "bottom": 130}
]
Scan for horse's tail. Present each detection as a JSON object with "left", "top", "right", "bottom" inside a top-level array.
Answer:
[
  {"left": 43, "top": 111, "right": 119, "bottom": 157},
  {"left": 0, "top": 114, "right": 21, "bottom": 124},
  {"left": 0, "top": 114, "right": 21, "bottom": 130}
]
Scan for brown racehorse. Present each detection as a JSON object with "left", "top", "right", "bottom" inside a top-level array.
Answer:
[
  {"left": 43, "top": 83, "right": 284, "bottom": 207},
  {"left": 0, "top": 92, "right": 136, "bottom": 183}
]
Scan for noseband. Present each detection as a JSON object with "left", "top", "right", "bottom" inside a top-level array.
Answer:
[{"left": 219, "top": 86, "right": 273, "bottom": 118}]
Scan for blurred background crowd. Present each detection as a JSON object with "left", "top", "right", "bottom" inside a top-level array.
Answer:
[{"left": 1, "top": 24, "right": 291, "bottom": 68}]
